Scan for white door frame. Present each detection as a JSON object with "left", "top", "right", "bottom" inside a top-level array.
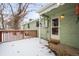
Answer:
[{"left": 50, "top": 17, "right": 60, "bottom": 40}]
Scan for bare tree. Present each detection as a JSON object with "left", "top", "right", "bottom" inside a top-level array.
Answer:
[
  {"left": 0, "top": 3, "right": 29, "bottom": 29},
  {"left": 0, "top": 3, "right": 5, "bottom": 29},
  {"left": 8, "top": 3, "right": 29, "bottom": 29}
]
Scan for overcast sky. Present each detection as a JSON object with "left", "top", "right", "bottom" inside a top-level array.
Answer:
[
  {"left": 22, "top": 3, "right": 48, "bottom": 23},
  {"left": 1, "top": 3, "right": 48, "bottom": 23}
]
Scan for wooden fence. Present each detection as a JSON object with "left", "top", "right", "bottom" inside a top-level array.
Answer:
[{"left": 0, "top": 30, "right": 37, "bottom": 42}]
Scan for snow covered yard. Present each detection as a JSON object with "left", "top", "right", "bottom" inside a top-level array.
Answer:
[{"left": 0, "top": 38, "right": 55, "bottom": 56}]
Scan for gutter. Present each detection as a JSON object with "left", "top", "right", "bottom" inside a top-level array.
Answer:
[{"left": 37, "top": 3, "right": 64, "bottom": 15}]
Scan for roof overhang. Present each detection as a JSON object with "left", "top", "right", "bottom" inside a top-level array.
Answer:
[
  {"left": 22, "top": 3, "right": 65, "bottom": 25},
  {"left": 37, "top": 3, "right": 64, "bottom": 15}
]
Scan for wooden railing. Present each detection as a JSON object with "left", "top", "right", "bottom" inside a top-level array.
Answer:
[{"left": 0, "top": 30, "right": 37, "bottom": 42}]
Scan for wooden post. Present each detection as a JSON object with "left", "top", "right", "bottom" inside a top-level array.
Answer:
[{"left": 0, "top": 32, "right": 2, "bottom": 42}]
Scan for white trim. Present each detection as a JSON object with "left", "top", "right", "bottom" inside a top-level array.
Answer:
[
  {"left": 58, "top": 17, "right": 61, "bottom": 40},
  {"left": 39, "top": 18, "right": 41, "bottom": 39},
  {"left": 37, "top": 3, "right": 65, "bottom": 15},
  {"left": 22, "top": 4, "right": 64, "bottom": 25},
  {"left": 38, "top": 3, "right": 60, "bottom": 15},
  {"left": 2, "top": 33, "right": 3, "bottom": 42},
  {"left": 51, "top": 17, "right": 60, "bottom": 40}
]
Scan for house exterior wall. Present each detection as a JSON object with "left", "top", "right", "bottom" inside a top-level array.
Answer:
[
  {"left": 45, "top": 3, "right": 79, "bottom": 49},
  {"left": 23, "top": 20, "right": 39, "bottom": 37},
  {"left": 23, "top": 23, "right": 28, "bottom": 29},
  {"left": 60, "top": 4, "right": 79, "bottom": 49},
  {"left": 23, "top": 3, "right": 79, "bottom": 49},
  {"left": 23, "top": 18, "right": 51, "bottom": 40},
  {"left": 40, "top": 18, "right": 49, "bottom": 40}
]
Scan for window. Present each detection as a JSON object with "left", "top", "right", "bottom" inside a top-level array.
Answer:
[
  {"left": 28, "top": 24, "right": 30, "bottom": 28},
  {"left": 52, "top": 19, "right": 58, "bottom": 26},
  {"left": 52, "top": 28, "right": 58, "bottom": 35},
  {"left": 36, "top": 21, "right": 39, "bottom": 27},
  {"left": 52, "top": 18, "right": 58, "bottom": 35}
]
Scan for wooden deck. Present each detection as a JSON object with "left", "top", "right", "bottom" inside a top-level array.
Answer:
[{"left": 48, "top": 39, "right": 79, "bottom": 56}]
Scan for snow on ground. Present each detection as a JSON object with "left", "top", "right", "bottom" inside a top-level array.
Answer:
[{"left": 0, "top": 38, "right": 55, "bottom": 56}]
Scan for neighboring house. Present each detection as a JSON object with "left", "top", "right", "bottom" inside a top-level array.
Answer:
[
  {"left": 23, "top": 3, "right": 79, "bottom": 49},
  {"left": 23, "top": 19, "right": 39, "bottom": 37}
]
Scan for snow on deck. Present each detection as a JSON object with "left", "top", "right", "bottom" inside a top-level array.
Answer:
[{"left": 0, "top": 38, "right": 55, "bottom": 56}]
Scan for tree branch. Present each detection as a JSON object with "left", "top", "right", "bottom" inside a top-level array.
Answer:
[{"left": 8, "top": 3, "right": 14, "bottom": 16}]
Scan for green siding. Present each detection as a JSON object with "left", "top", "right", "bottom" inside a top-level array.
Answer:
[
  {"left": 23, "top": 20, "right": 39, "bottom": 37},
  {"left": 40, "top": 19, "right": 47, "bottom": 39},
  {"left": 60, "top": 4, "right": 79, "bottom": 49},
  {"left": 23, "top": 24, "right": 28, "bottom": 29},
  {"left": 40, "top": 17, "right": 51, "bottom": 40},
  {"left": 46, "top": 3, "right": 79, "bottom": 49},
  {"left": 23, "top": 3, "right": 79, "bottom": 49},
  {"left": 23, "top": 18, "right": 50, "bottom": 40},
  {"left": 29, "top": 21, "right": 38, "bottom": 30}
]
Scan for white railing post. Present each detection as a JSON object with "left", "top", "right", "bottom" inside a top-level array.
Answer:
[{"left": 39, "top": 18, "right": 40, "bottom": 39}]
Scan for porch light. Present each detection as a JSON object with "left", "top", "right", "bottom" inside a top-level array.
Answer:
[{"left": 60, "top": 14, "right": 64, "bottom": 20}]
